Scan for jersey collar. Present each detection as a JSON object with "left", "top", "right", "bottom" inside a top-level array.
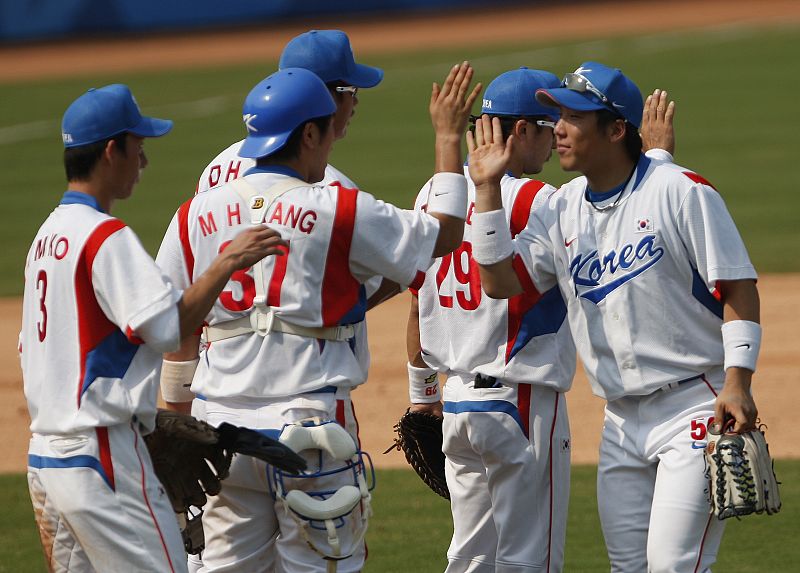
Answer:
[
  {"left": 60, "top": 191, "right": 105, "bottom": 213},
  {"left": 244, "top": 164, "right": 305, "bottom": 179},
  {"left": 584, "top": 153, "right": 652, "bottom": 207}
]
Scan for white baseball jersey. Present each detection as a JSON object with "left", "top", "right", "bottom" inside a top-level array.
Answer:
[
  {"left": 195, "top": 139, "right": 356, "bottom": 194},
  {"left": 156, "top": 167, "right": 442, "bottom": 400},
  {"left": 514, "top": 153, "right": 757, "bottom": 400},
  {"left": 414, "top": 166, "right": 575, "bottom": 391},
  {"left": 21, "top": 192, "right": 182, "bottom": 434}
]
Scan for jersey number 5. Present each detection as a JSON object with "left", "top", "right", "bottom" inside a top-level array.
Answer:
[{"left": 436, "top": 241, "right": 481, "bottom": 311}]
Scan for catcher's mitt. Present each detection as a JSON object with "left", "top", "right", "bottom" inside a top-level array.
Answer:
[
  {"left": 385, "top": 409, "right": 449, "bottom": 499},
  {"left": 705, "top": 424, "right": 781, "bottom": 520},
  {"left": 145, "top": 410, "right": 307, "bottom": 513}
]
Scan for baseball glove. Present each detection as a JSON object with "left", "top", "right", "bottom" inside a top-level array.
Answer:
[
  {"left": 705, "top": 424, "right": 781, "bottom": 520},
  {"left": 145, "top": 410, "right": 307, "bottom": 513},
  {"left": 385, "top": 409, "right": 449, "bottom": 499}
]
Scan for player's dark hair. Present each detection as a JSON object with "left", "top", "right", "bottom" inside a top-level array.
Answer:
[
  {"left": 596, "top": 109, "right": 642, "bottom": 162},
  {"left": 259, "top": 115, "right": 333, "bottom": 164},
  {"left": 469, "top": 115, "right": 553, "bottom": 142},
  {"left": 64, "top": 133, "right": 128, "bottom": 182}
]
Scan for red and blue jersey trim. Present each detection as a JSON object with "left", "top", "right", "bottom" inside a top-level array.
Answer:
[
  {"left": 75, "top": 219, "right": 140, "bottom": 406},
  {"left": 506, "top": 181, "right": 567, "bottom": 363},
  {"left": 321, "top": 184, "right": 363, "bottom": 327},
  {"left": 177, "top": 199, "right": 196, "bottom": 282}
]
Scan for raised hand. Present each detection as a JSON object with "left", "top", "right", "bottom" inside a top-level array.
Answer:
[
  {"left": 641, "top": 88, "right": 675, "bottom": 156},
  {"left": 467, "top": 115, "right": 514, "bottom": 189},
  {"left": 430, "top": 61, "right": 482, "bottom": 140}
]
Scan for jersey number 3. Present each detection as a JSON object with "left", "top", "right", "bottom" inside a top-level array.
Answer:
[
  {"left": 436, "top": 241, "right": 481, "bottom": 311},
  {"left": 36, "top": 270, "right": 48, "bottom": 341}
]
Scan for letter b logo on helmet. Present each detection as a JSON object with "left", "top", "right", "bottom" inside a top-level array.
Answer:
[{"left": 239, "top": 68, "right": 337, "bottom": 159}]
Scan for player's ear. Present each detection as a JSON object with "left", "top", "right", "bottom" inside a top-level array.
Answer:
[
  {"left": 301, "top": 122, "right": 318, "bottom": 149},
  {"left": 607, "top": 118, "right": 627, "bottom": 144}
]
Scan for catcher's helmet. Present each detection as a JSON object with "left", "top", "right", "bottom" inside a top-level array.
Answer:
[
  {"left": 269, "top": 419, "right": 374, "bottom": 562},
  {"left": 481, "top": 67, "right": 561, "bottom": 120},
  {"left": 239, "top": 67, "right": 336, "bottom": 159}
]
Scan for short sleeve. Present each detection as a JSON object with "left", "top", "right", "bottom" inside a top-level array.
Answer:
[{"left": 676, "top": 180, "right": 756, "bottom": 287}]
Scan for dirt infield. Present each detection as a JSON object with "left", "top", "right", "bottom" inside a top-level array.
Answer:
[
  {"left": 2, "top": 0, "right": 799, "bottom": 473},
  {"left": 2, "top": 274, "right": 798, "bottom": 472}
]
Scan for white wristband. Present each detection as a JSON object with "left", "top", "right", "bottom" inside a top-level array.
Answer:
[
  {"left": 644, "top": 148, "right": 674, "bottom": 164},
  {"left": 721, "top": 320, "right": 762, "bottom": 372},
  {"left": 426, "top": 172, "right": 468, "bottom": 220},
  {"left": 160, "top": 358, "right": 199, "bottom": 403},
  {"left": 471, "top": 209, "right": 513, "bottom": 265},
  {"left": 408, "top": 362, "right": 441, "bottom": 403}
]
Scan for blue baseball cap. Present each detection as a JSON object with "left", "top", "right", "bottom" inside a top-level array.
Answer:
[
  {"left": 535, "top": 62, "right": 643, "bottom": 128},
  {"left": 61, "top": 84, "right": 172, "bottom": 148},
  {"left": 279, "top": 30, "right": 383, "bottom": 88},
  {"left": 481, "top": 67, "right": 560, "bottom": 119},
  {"left": 239, "top": 68, "right": 337, "bottom": 159}
]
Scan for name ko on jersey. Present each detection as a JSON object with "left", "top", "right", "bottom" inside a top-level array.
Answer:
[{"left": 569, "top": 233, "right": 664, "bottom": 303}]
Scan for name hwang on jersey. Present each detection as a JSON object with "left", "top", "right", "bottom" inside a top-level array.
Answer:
[{"left": 569, "top": 233, "right": 664, "bottom": 303}]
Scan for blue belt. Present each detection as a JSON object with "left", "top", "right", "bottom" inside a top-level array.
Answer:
[{"left": 660, "top": 374, "right": 703, "bottom": 392}]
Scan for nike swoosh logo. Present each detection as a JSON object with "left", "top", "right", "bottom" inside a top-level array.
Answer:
[
  {"left": 565, "top": 237, "right": 576, "bottom": 247},
  {"left": 736, "top": 344, "right": 751, "bottom": 350},
  {"left": 691, "top": 442, "right": 707, "bottom": 449}
]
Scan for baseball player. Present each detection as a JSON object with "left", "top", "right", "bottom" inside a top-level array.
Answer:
[
  {"left": 407, "top": 68, "right": 676, "bottom": 573},
  {"left": 195, "top": 30, "right": 380, "bottom": 197},
  {"left": 469, "top": 62, "right": 760, "bottom": 572},
  {"left": 166, "top": 30, "right": 390, "bottom": 573},
  {"left": 155, "top": 62, "right": 482, "bottom": 571},
  {"left": 20, "top": 84, "right": 285, "bottom": 573}
]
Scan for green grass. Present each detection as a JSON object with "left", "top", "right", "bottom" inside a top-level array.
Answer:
[
  {"left": 2, "top": 23, "right": 799, "bottom": 295},
  {"left": 3, "top": 461, "right": 798, "bottom": 571}
]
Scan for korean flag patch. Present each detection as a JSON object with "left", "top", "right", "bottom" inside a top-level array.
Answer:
[{"left": 635, "top": 216, "right": 653, "bottom": 233}]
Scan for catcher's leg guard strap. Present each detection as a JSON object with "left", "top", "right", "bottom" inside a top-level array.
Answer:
[
  {"left": 280, "top": 422, "right": 357, "bottom": 460},
  {"left": 284, "top": 486, "right": 362, "bottom": 521}
]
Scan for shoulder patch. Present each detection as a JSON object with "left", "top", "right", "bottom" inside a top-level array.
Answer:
[{"left": 682, "top": 171, "right": 717, "bottom": 191}]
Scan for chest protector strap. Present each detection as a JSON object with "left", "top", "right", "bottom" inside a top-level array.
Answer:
[{"left": 202, "top": 177, "right": 356, "bottom": 343}]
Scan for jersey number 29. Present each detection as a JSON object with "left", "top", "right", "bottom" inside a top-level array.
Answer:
[{"left": 436, "top": 241, "right": 481, "bottom": 311}]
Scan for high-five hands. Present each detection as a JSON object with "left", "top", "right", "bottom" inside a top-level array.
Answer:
[
  {"left": 430, "top": 61, "right": 482, "bottom": 140},
  {"left": 467, "top": 115, "right": 514, "bottom": 189}
]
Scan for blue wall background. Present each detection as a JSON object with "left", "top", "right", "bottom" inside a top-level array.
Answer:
[{"left": 0, "top": 0, "right": 538, "bottom": 43}]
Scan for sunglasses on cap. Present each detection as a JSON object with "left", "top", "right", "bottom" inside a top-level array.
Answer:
[
  {"left": 335, "top": 85, "right": 359, "bottom": 97},
  {"left": 562, "top": 72, "right": 613, "bottom": 106}
]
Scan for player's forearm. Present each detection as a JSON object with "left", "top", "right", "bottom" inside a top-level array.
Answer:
[
  {"left": 718, "top": 279, "right": 761, "bottom": 398},
  {"left": 720, "top": 279, "right": 760, "bottom": 324},
  {"left": 367, "top": 279, "right": 402, "bottom": 310},
  {"left": 406, "top": 294, "right": 427, "bottom": 367},
  {"left": 177, "top": 256, "right": 237, "bottom": 337},
  {"left": 434, "top": 133, "right": 464, "bottom": 175},
  {"left": 474, "top": 181, "right": 504, "bottom": 213},
  {"left": 477, "top": 258, "right": 523, "bottom": 299}
]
